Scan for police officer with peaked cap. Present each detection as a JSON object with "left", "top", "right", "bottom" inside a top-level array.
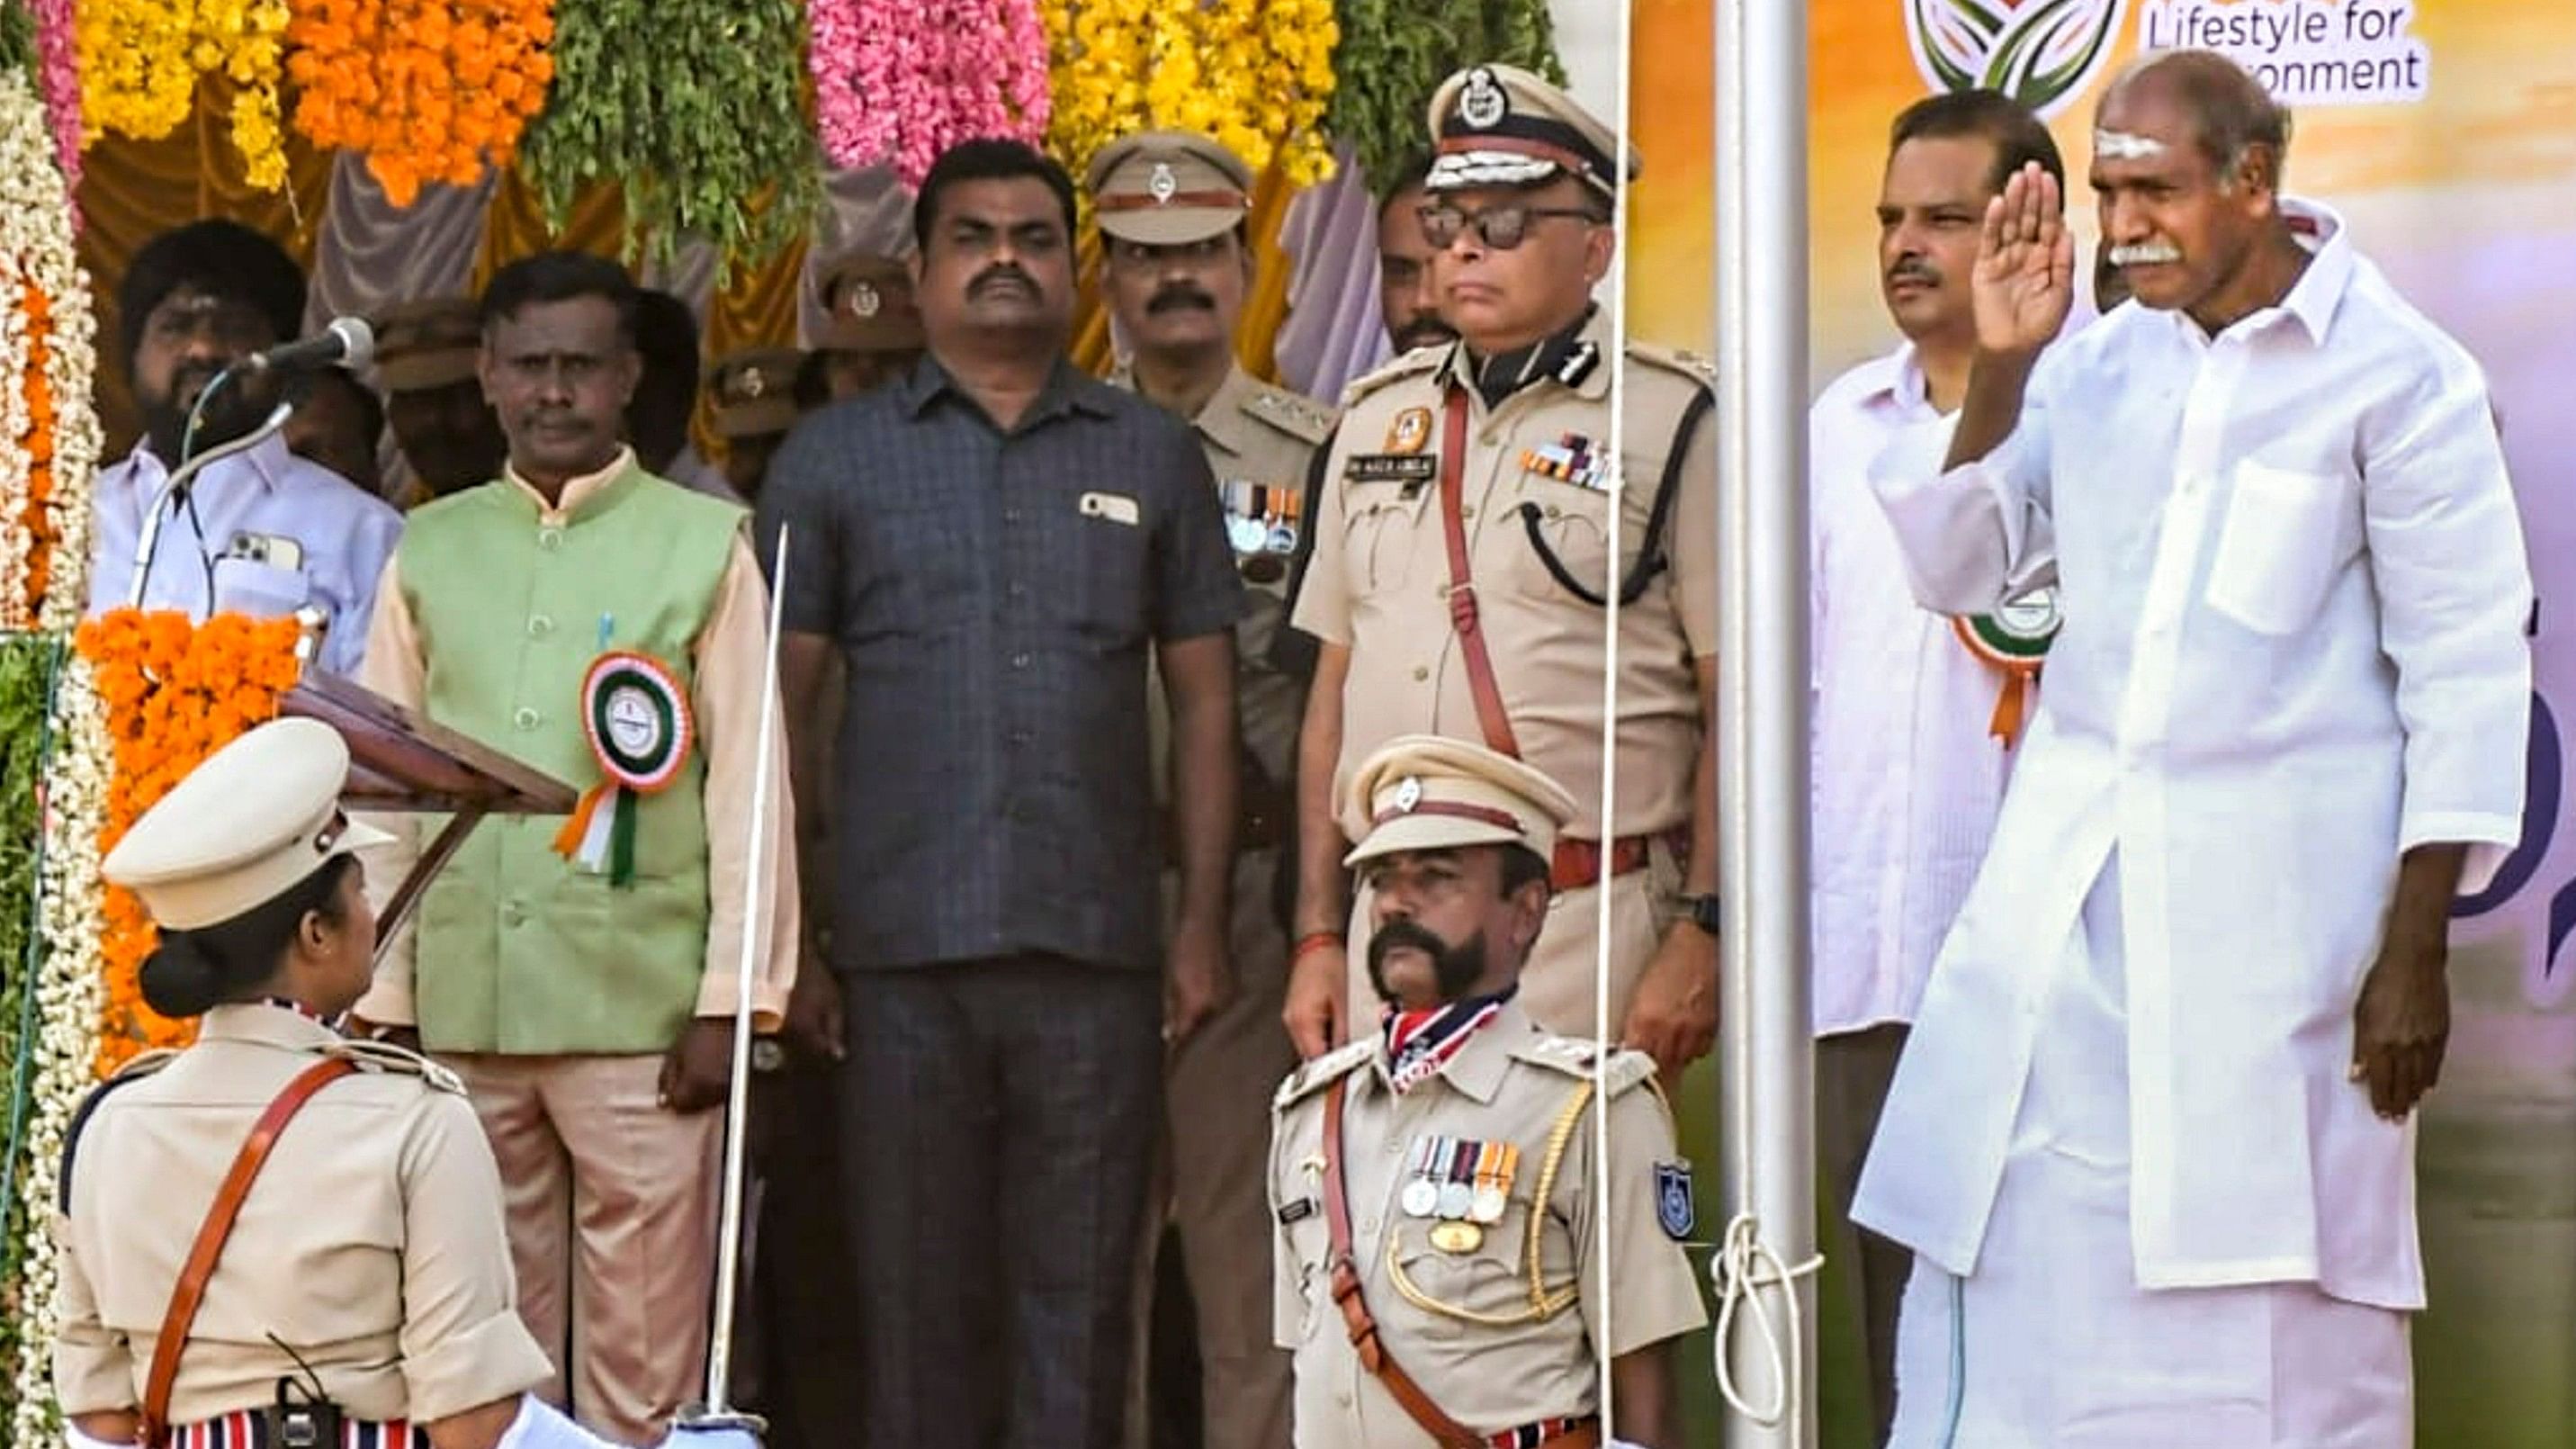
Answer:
[
  {"left": 57, "top": 717, "right": 759, "bottom": 1449},
  {"left": 1269, "top": 734, "right": 1707, "bottom": 1448},
  {"left": 706, "top": 346, "right": 805, "bottom": 506},
  {"left": 1283, "top": 63, "right": 1723, "bottom": 1082},
  {"left": 1089, "top": 126, "right": 1338, "bottom": 1449},
  {"left": 373, "top": 295, "right": 509, "bottom": 503},
  {"left": 807, "top": 254, "right": 927, "bottom": 403}
]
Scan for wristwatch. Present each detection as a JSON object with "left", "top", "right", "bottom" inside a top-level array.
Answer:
[{"left": 1681, "top": 894, "right": 1721, "bottom": 937}]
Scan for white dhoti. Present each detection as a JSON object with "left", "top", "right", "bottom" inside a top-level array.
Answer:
[{"left": 1888, "top": 860, "right": 2411, "bottom": 1448}]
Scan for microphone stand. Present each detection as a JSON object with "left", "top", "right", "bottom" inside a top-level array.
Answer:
[{"left": 125, "top": 364, "right": 293, "bottom": 609}]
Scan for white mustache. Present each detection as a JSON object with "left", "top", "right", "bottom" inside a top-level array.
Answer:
[{"left": 2108, "top": 242, "right": 2182, "bottom": 266}]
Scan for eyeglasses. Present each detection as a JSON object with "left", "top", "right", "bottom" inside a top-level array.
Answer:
[{"left": 1416, "top": 202, "right": 1605, "bottom": 251}]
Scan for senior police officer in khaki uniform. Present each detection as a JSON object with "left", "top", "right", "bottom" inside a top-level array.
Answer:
[
  {"left": 807, "top": 253, "right": 927, "bottom": 403},
  {"left": 1284, "top": 66, "right": 1721, "bottom": 1077},
  {"left": 1270, "top": 734, "right": 1705, "bottom": 1449},
  {"left": 58, "top": 719, "right": 754, "bottom": 1449},
  {"left": 707, "top": 346, "right": 804, "bottom": 505},
  {"left": 374, "top": 295, "right": 509, "bottom": 507},
  {"left": 1087, "top": 127, "right": 1337, "bottom": 1449}
]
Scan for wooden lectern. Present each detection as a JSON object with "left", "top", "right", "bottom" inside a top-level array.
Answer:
[{"left": 279, "top": 669, "right": 575, "bottom": 960}]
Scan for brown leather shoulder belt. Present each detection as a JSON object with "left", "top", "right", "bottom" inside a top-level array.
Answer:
[
  {"left": 1438, "top": 386, "right": 1523, "bottom": 761},
  {"left": 139, "top": 1058, "right": 357, "bottom": 1447},
  {"left": 1323, "top": 1077, "right": 1485, "bottom": 1448}
]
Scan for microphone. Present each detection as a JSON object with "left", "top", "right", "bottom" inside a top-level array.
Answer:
[{"left": 238, "top": 316, "right": 375, "bottom": 376}]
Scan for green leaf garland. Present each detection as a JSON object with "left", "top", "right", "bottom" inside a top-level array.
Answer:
[
  {"left": 0, "top": 634, "right": 58, "bottom": 1400},
  {"left": 516, "top": 0, "right": 822, "bottom": 271},
  {"left": 1326, "top": 0, "right": 1566, "bottom": 195}
]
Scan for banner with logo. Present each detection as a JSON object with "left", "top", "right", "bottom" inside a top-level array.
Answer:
[{"left": 1610, "top": 0, "right": 2576, "bottom": 1440}]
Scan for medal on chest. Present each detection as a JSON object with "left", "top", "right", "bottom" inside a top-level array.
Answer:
[
  {"left": 553, "top": 650, "right": 695, "bottom": 886},
  {"left": 1520, "top": 432, "right": 1611, "bottom": 491},
  {"left": 1401, "top": 1135, "right": 1522, "bottom": 1253},
  {"left": 1952, "top": 586, "right": 2060, "bottom": 748},
  {"left": 1219, "top": 479, "right": 1298, "bottom": 582}
]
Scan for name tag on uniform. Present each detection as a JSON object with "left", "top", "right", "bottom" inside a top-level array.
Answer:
[
  {"left": 1078, "top": 491, "right": 1140, "bottom": 526},
  {"left": 1343, "top": 454, "right": 1437, "bottom": 485}
]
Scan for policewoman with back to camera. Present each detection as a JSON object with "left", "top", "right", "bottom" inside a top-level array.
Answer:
[{"left": 53, "top": 717, "right": 756, "bottom": 1449}]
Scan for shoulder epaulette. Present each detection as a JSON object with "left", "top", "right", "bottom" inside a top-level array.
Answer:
[
  {"left": 325, "top": 1038, "right": 467, "bottom": 1095},
  {"left": 1514, "top": 1036, "right": 1662, "bottom": 1097},
  {"left": 1273, "top": 1038, "right": 1375, "bottom": 1111},
  {"left": 1243, "top": 385, "right": 1339, "bottom": 447},
  {"left": 58, "top": 1050, "right": 179, "bottom": 1212},
  {"left": 1626, "top": 341, "right": 1717, "bottom": 389},
  {"left": 1339, "top": 346, "right": 1448, "bottom": 408}
]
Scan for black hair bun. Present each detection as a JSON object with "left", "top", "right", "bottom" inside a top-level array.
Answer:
[{"left": 138, "top": 937, "right": 227, "bottom": 1019}]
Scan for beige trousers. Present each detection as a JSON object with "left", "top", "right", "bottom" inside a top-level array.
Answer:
[
  {"left": 1131, "top": 847, "right": 1300, "bottom": 1449},
  {"left": 446, "top": 1052, "right": 722, "bottom": 1447}
]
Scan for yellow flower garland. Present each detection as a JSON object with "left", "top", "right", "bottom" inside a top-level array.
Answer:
[
  {"left": 1045, "top": 0, "right": 1335, "bottom": 189},
  {"left": 78, "top": 0, "right": 292, "bottom": 190}
]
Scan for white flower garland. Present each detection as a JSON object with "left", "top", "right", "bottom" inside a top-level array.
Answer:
[
  {"left": 0, "top": 71, "right": 101, "bottom": 631},
  {"left": 10, "top": 653, "right": 104, "bottom": 1442}
]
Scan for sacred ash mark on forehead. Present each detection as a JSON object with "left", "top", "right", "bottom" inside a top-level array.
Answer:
[{"left": 2093, "top": 130, "right": 2168, "bottom": 161}]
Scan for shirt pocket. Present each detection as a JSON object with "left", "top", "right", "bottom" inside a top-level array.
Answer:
[
  {"left": 855, "top": 503, "right": 977, "bottom": 640},
  {"left": 1505, "top": 472, "right": 1613, "bottom": 604},
  {"left": 1057, "top": 498, "right": 1153, "bottom": 646},
  {"left": 1339, "top": 480, "right": 1427, "bottom": 600},
  {"left": 2203, "top": 460, "right": 2356, "bottom": 637},
  {"left": 1387, "top": 1220, "right": 1530, "bottom": 1344},
  {"left": 211, "top": 556, "right": 312, "bottom": 618}
]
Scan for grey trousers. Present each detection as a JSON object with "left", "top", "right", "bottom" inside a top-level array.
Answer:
[
  {"left": 1820, "top": 1022, "right": 1913, "bottom": 1445},
  {"left": 839, "top": 956, "right": 1164, "bottom": 1449}
]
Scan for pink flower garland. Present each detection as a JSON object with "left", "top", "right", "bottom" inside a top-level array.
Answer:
[
  {"left": 28, "top": 0, "right": 80, "bottom": 194},
  {"left": 809, "top": 0, "right": 1050, "bottom": 188}
]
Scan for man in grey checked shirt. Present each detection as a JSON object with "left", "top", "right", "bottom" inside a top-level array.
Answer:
[{"left": 755, "top": 138, "right": 1244, "bottom": 1449}]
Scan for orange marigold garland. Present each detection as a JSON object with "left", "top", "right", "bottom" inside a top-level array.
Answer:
[
  {"left": 74, "top": 608, "right": 303, "bottom": 1072},
  {"left": 285, "top": 0, "right": 556, "bottom": 206},
  {"left": 22, "top": 285, "right": 55, "bottom": 625}
]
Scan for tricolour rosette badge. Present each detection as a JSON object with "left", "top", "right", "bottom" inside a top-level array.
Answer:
[
  {"left": 1952, "top": 587, "right": 2060, "bottom": 748},
  {"left": 554, "top": 650, "right": 695, "bottom": 886},
  {"left": 1907, "top": 0, "right": 2130, "bottom": 117}
]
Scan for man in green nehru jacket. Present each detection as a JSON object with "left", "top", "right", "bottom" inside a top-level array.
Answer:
[{"left": 349, "top": 250, "right": 801, "bottom": 1445}]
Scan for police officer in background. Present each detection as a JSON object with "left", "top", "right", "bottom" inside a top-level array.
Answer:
[
  {"left": 1285, "top": 66, "right": 1721, "bottom": 1074},
  {"left": 58, "top": 719, "right": 754, "bottom": 1449},
  {"left": 1270, "top": 735, "right": 1705, "bottom": 1448},
  {"left": 374, "top": 296, "right": 509, "bottom": 505},
  {"left": 1088, "top": 127, "right": 1336, "bottom": 1449},
  {"left": 706, "top": 346, "right": 805, "bottom": 506},
  {"left": 803, "top": 254, "right": 928, "bottom": 405}
]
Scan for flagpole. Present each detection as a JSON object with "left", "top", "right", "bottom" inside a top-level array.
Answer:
[{"left": 1712, "top": 0, "right": 1818, "bottom": 1442}]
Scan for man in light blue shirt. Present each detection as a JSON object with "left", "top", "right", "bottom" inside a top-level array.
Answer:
[{"left": 86, "top": 220, "right": 399, "bottom": 676}]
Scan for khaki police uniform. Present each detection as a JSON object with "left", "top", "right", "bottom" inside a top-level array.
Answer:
[
  {"left": 1291, "top": 68, "right": 1718, "bottom": 1044},
  {"left": 57, "top": 720, "right": 553, "bottom": 1436},
  {"left": 1093, "top": 128, "right": 1338, "bottom": 1449},
  {"left": 1268, "top": 736, "right": 1707, "bottom": 1447}
]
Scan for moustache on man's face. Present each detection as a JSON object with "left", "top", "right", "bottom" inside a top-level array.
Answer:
[
  {"left": 970, "top": 266, "right": 1038, "bottom": 299},
  {"left": 1147, "top": 286, "right": 1216, "bottom": 316},
  {"left": 1392, "top": 319, "right": 1459, "bottom": 352}
]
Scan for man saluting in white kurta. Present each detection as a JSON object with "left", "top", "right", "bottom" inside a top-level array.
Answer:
[{"left": 1855, "top": 49, "right": 2533, "bottom": 1446}]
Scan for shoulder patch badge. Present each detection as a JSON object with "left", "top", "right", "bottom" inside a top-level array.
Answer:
[{"left": 1655, "top": 1160, "right": 1696, "bottom": 1239}]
